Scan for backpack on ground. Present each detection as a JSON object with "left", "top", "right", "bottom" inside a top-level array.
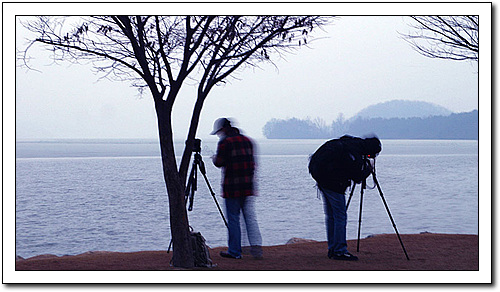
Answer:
[
  {"left": 190, "top": 231, "right": 214, "bottom": 268},
  {"left": 308, "top": 135, "right": 381, "bottom": 189}
]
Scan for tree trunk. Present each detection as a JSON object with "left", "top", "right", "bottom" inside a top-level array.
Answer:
[
  {"left": 155, "top": 101, "right": 194, "bottom": 268},
  {"left": 179, "top": 92, "right": 208, "bottom": 184}
]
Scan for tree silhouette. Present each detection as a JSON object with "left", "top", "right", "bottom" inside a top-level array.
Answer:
[
  {"left": 402, "top": 16, "right": 478, "bottom": 62},
  {"left": 19, "top": 16, "right": 333, "bottom": 268}
]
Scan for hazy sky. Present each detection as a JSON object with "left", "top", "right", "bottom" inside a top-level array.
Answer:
[
  {"left": 4, "top": 3, "right": 492, "bottom": 284},
  {"left": 15, "top": 13, "right": 480, "bottom": 141}
]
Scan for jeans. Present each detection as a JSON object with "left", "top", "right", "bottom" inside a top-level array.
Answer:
[
  {"left": 225, "top": 196, "right": 262, "bottom": 257},
  {"left": 319, "top": 186, "right": 348, "bottom": 255}
]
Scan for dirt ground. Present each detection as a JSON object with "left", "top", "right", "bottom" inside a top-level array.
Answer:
[{"left": 16, "top": 233, "right": 478, "bottom": 271}]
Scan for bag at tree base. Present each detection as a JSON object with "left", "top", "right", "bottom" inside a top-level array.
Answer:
[
  {"left": 190, "top": 231, "right": 214, "bottom": 268},
  {"left": 308, "top": 135, "right": 382, "bottom": 192}
]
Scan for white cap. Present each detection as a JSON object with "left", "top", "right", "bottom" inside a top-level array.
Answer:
[{"left": 210, "top": 117, "right": 231, "bottom": 135}]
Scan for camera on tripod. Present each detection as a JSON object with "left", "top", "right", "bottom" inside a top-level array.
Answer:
[{"left": 193, "top": 138, "right": 202, "bottom": 153}]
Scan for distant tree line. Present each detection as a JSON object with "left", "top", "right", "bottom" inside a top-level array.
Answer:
[{"left": 263, "top": 110, "right": 478, "bottom": 140}]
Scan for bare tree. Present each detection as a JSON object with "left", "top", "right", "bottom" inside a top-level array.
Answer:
[
  {"left": 402, "top": 16, "right": 478, "bottom": 62},
  {"left": 20, "top": 16, "right": 333, "bottom": 268},
  {"left": 332, "top": 113, "right": 347, "bottom": 137}
]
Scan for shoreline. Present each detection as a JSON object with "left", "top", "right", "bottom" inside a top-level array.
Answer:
[{"left": 15, "top": 233, "right": 478, "bottom": 271}]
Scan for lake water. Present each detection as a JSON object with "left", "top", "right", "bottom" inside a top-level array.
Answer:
[{"left": 15, "top": 139, "right": 478, "bottom": 258}]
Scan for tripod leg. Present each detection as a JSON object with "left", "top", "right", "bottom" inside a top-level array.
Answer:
[
  {"left": 346, "top": 183, "right": 356, "bottom": 211},
  {"left": 167, "top": 238, "right": 173, "bottom": 253},
  {"left": 197, "top": 153, "right": 228, "bottom": 228},
  {"left": 356, "top": 186, "right": 364, "bottom": 252},
  {"left": 187, "top": 163, "right": 197, "bottom": 211},
  {"left": 185, "top": 163, "right": 196, "bottom": 198},
  {"left": 201, "top": 171, "right": 229, "bottom": 228},
  {"left": 373, "top": 174, "right": 410, "bottom": 260}
]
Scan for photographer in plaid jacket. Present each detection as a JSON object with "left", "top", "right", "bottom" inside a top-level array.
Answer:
[{"left": 211, "top": 117, "right": 263, "bottom": 260}]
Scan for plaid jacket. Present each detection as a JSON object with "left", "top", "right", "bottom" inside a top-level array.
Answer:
[{"left": 214, "top": 129, "right": 255, "bottom": 198}]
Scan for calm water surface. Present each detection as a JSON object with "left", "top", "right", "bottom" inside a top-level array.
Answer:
[{"left": 15, "top": 139, "right": 478, "bottom": 258}]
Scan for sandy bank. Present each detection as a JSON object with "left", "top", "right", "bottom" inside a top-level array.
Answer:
[{"left": 15, "top": 233, "right": 478, "bottom": 272}]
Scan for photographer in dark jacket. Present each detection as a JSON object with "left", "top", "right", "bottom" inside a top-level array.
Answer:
[{"left": 309, "top": 135, "right": 381, "bottom": 261}]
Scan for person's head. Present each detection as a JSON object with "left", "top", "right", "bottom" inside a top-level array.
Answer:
[{"left": 210, "top": 117, "right": 232, "bottom": 137}]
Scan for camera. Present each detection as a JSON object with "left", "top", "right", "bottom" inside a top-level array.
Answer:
[{"left": 193, "top": 138, "right": 202, "bottom": 153}]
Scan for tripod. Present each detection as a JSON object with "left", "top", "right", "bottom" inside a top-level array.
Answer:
[
  {"left": 167, "top": 142, "right": 228, "bottom": 253},
  {"left": 346, "top": 162, "right": 410, "bottom": 260},
  {"left": 185, "top": 151, "right": 228, "bottom": 228}
]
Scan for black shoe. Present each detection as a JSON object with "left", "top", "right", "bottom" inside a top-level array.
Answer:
[
  {"left": 220, "top": 251, "right": 242, "bottom": 259},
  {"left": 332, "top": 252, "right": 359, "bottom": 261}
]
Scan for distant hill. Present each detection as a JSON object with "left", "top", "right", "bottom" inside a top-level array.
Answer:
[
  {"left": 262, "top": 110, "right": 478, "bottom": 140},
  {"left": 347, "top": 110, "right": 478, "bottom": 140},
  {"left": 353, "top": 100, "right": 453, "bottom": 120}
]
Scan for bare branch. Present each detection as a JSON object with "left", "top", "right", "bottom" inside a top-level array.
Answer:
[
  {"left": 401, "top": 16, "right": 478, "bottom": 62},
  {"left": 19, "top": 16, "right": 335, "bottom": 268}
]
